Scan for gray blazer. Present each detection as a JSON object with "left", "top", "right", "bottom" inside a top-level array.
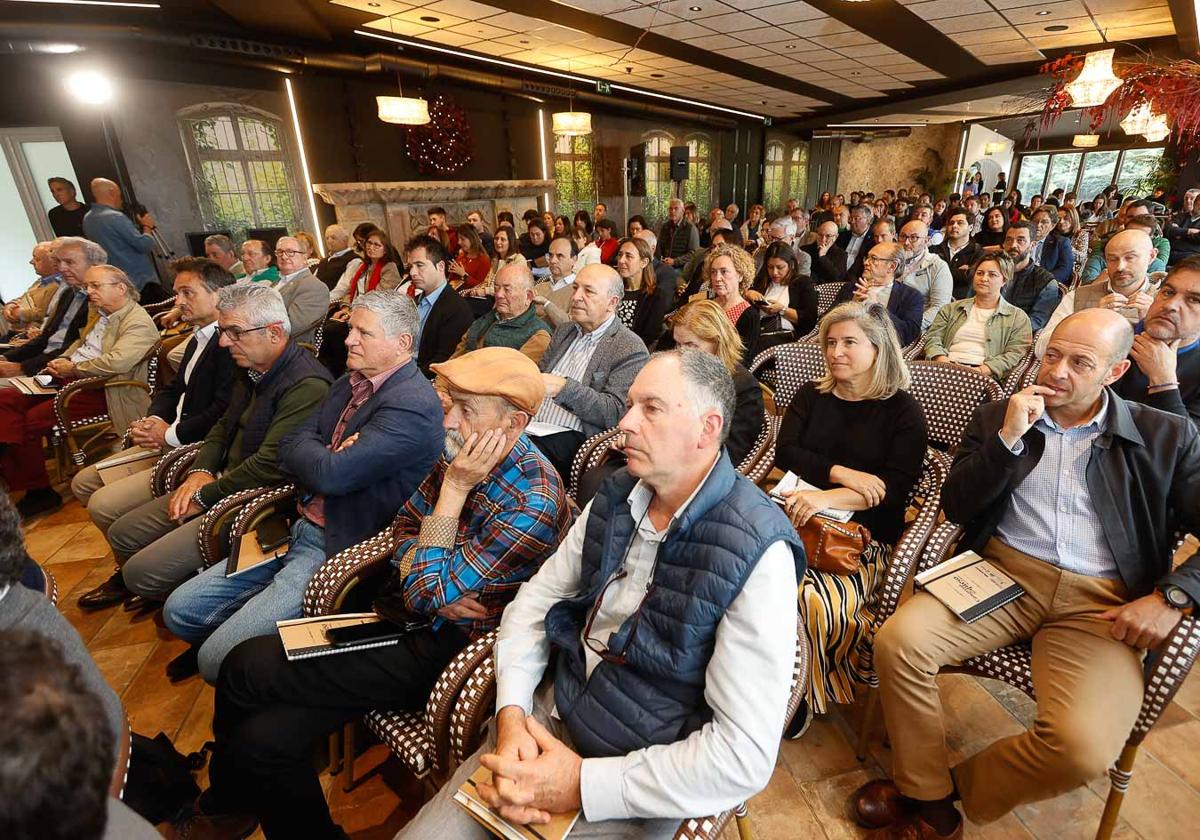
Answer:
[
  {"left": 540, "top": 319, "right": 650, "bottom": 436},
  {"left": 276, "top": 269, "right": 329, "bottom": 344}
]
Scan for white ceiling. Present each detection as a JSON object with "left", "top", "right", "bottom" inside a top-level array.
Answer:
[{"left": 332, "top": 0, "right": 1179, "bottom": 118}]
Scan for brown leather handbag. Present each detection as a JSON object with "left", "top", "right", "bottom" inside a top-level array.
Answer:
[{"left": 798, "top": 515, "right": 872, "bottom": 575}]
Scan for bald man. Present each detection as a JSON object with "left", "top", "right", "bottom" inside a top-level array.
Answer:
[
  {"left": 1036, "top": 228, "right": 1159, "bottom": 357},
  {"left": 800, "top": 220, "right": 847, "bottom": 284},
  {"left": 858, "top": 307, "right": 1200, "bottom": 838},
  {"left": 82, "top": 177, "right": 163, "bottom": 301}
]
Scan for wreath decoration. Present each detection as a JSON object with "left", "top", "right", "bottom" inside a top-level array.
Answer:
[{"left": 406, "top": 95, "right": 475, "bottom": 175}]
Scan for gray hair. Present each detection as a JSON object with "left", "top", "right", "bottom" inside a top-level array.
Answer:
[
  {"left": 324, "top": 224, "right": 349, "bottom": 242},
  {"left": 217, "top": 283, "right": 291, "bottom": 336},
  {"left": 635, "top": 229, "right": 658, "bottom": 253},
  {"left": 668, "top": 197, "right": 684, "bottom": 208},
  {"left": 56, "top": 236, "right": 106, "bottom": 265},
  {"left": 771, "top": 218, "right": 797, "bottom": 237},
  {"left": 495, "top": 260, "right": 536, "bottom": 291},
  {"left": 652, "top": 349, "right": 735, "bottom": 444},
  {"left": 874, "top": 242, "right": 907, "bottom": 280},
  {"left": 850, "top": 204, "right": 874, "bottom": 221},
  {"left": 350, "top": 290, "right": 419, "bottom": 340},
  {"left": 92, "top": 264, "right": 139, "bottom": 302},
  {"left": 204, "top": 234, "right": 236, "bottom": 255},
  {"left": 709, "top": 218, "right": 733, "bottom": 232}
]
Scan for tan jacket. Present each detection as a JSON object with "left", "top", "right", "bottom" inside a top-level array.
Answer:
[
  {"left": 8, "top": 277, "right": 62, "bottom": 326},
  {"left": 62, "top": 299, "right": 158, "bottom": 432}
]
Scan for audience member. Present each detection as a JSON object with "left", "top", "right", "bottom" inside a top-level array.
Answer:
[
  {"left": 471, "top": 225, "right": 526, "bottom": 299},
  {"left": 1000, "top": 220, "right": 1060, "bottom": 331},
  {"left": 204, "top": 234, "right": 246, "bottom": 280},
  {"left": 533, "top": 235, "right": 578, "bottom": 329},
  {"left": 741, "top": 203, "right": 765, "bottom": 248},
  {"left": 931, "top": 208, "right": 983, "bottom": 299},
  {"left": 46, "top": 176, "right": 89, "bottom": 237},
  {"left": 399, "top": 349, "right": 802, "bottom": 840},
  {"left": 163, "top": 290, "right": 443, "bottom": 682},
  {"left": 1037, "top": 229, "right": 1159, "bottom": 357},
  {"left": 2, "top": 264, "right": 156, "bottom": 518},
  {"left": 626, "top": 214, "right": 647, "bottom": 237},
  {"left": 0, "top": 237, "right": 101, "bottom": 376},
  {"left": 269, "top": 236, "right": 329, "bottom": 345},
  {"left": 777, "top": 301, "right": 927, "bottom": 729},
  {"left": 574, "top": 226, "right": 600, "bottom": 268},
  {"left": 71, "top": 257, "right": 236, "bottom": 511},
  {"left": 835, "top": 242, "right": 924, "bottom": 345},
  {"left": 175, "top": 347, "right": 574, "bottom": 840},
  {"left": 82, "top": 178, "right": 162, "bottom": 301},
  {"left": 527, "top": 264, "right": 649, "bottom": 478},
  {"left": 897, "top": 219, "right": 952, "bottom": 330},
  {"left": 450, "top": 224, "right": 491, "bottom": 292},
  {"left": 656, "top": 197, "right": 700, "bottom": 269},
  {"left": 76, "top": 284, "right": 331, "bottom": 608},
  {"left": 848, "top": 218, "right": 896, "bottom": 282},
  {"left": 453, "top": 262, "right": 551, "bottom": 363},
  {"left": 323, "top": 228, "right": 403, "bottom": 375},
  {"left": 912, "top": 205, "right": 943, "bottom": 246},
  {"left": 837, "top": 205, "right": 876, "bottom": 275},
  {"left": 925, "top": 253, "right": 1032, "bottom": 381},
  {"left": 1032, "top": 207, "right": 1074, "bottom": 285},
  {"left": 1166, "top": 187, "right": 1200, "bottom": 264},
  {"left": 974, "top": 206, "right": 1008, "bottom": 252},
  {"left": 518, "top": 218, "right": 550, "bottom": 268},
  {"left": 704, "top": 242, "right": 761, "bottom": 366},
  {"left": 406, "top": 234, "right": 474, "bottom": 377},
  {"left": 802, "top": 220, "right": 847, "bottom": 285},
  {"left": 2, "top": 241, "right": 62, "bottom": 333},
  {"left": 1113, "top": 256, "right": 1200, "bottom": 425},
  {"left": 1057, "top": 205, "right": 1089, "bottom": 279},
  {"left": 862, "top": 308, "right": 1200, "bottom": 838},
  {"left": 313, "top": 225, "right": 355, "bottom": 290},
  {"left": 293, "top": 231, "right": 320, "bottom": 269},
  {"left": 614, "top": 237, "right": 671, "bottom": 347},
  {"left": 465, "top": 209, "right": 495, "bottom": 257},
  {"left": 426, "top": 205, "right": 458, "bottom": 256},
  {"left": 594, "top": 218, "right": 620, "bottom": 265},
  {"left": 1082, "top": 199, "right": 1169, "bottom": 281},
  {"left": 746, "top": 241, "right": 819, "bottom": 338}
]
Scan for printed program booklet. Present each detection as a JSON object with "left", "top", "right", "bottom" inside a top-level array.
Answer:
[
  {"left": 915, "top": 550, "right": 1025, "bottom": 624},
  {"left": 453, "top": 766, "right": 581, "bottom": 840}
]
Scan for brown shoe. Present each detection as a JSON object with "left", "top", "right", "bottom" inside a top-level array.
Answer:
[
  {"left": 851, "top": 778, "right": 913, "bottom": 829},
  {"left": 163, "top": 811, "right": 258, "bottom": 840},
  {"left": 865, "top": 813, "right": 963, "bottom": 840}
]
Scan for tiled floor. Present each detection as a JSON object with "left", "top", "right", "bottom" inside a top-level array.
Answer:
[{"left": 23, "top": 494, "right": 1200, "bottom": 839}]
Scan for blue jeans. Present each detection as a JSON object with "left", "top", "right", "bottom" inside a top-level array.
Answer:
[{"left": 163, "top": 518, "right": 327, "bottom": 683}]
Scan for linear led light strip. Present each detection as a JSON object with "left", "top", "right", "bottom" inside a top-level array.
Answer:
[
  {"left": 355, "top": 29, "right": 766, "bottom": 121},
  {"left": 537, "top": 109, "right": 550, "bottom": 210},
  {"left": 825, "top": 123, "right": 929, "bottom": 128},
  {"left": 284, "top": 77, "right": 326, "bottom": 258},
  {"left": 5, "top": 0, "right": 162, "bottom": 7}
]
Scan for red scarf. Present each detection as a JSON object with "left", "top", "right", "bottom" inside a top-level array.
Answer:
[{"left": 347, "top": 260, "right": 385, "bottom": 303}]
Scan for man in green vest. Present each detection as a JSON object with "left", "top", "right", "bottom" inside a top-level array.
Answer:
[{"left": 452, "top": 262, "right": 551, "bottom": 364}]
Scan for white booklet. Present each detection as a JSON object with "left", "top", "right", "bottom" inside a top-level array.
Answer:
[
  {"left": 915, "top": 550, "right": 1025, "bottom": 624},
  {"left": 768, "top": 471, "right": 854, "bottom": 523}
]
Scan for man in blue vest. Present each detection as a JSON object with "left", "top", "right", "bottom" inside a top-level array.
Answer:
[{"left": 399, "top": 349, "right": 805, "bottom": 838}]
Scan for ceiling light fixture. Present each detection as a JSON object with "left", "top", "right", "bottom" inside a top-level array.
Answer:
[
  {"left": 1072, "top": 133, "right": 1100, "bottom": 147},
  {"left": 64, "top": 69, "right": 113, "bottom": 105},
  {"left": 553, "top": 60, "right": 592, "bottom": 137},
  {"left": 1142, "top": 112, "right": 1171, "bottom": 142},
  {"left": 1063, "top": 48, "right": 1122, "bottom": 108},
  {"left": 984, "top": 141, "right": 1007, "bottom": 154},
  {"left": 354, "top": 29, "right": 768, "bottom": 120},
  {"left": 689, "top": 5, "right": 701, "bottom": 10},
  {"left": 376, "top": 68, "right": 430, "bottom": 125},
  {"left": 1035, "top": 9, "right": 1050, "bottom": 15},
  {"left": 420, "top": 15, "right": 440, "bottom": 22},
  {"left": 7, "top": 0, "right": 160, "bottom": 7},
  {"left": 1045, "top": 24, "right": 1069, "bottom": 31},
  {"left": 1120, "top": 101, "right": 1155, "bottom": 135}
]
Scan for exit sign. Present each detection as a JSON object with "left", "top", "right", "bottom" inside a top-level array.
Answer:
[
  {"left": 763, "top": 117, "right": 773, "bottom": 126},
  {"left": 596, "top": 81, "right": 612, "bottom": 95}
]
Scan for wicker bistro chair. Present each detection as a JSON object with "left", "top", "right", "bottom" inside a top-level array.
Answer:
[
  {"left": 149, "top": 441, "right": 203, "bottom": 498},
  {"left": 905, "top": 361, "right": 1002, "bottom": 456},
  {"left": 448, "top": 618, "right": 811, "bottom": 840},
  {"left": 142, "top": 295, "right": 177, "bottom": 317},
  {"left": 814, "top": 282, "right": 843, "bottom": 318},
  {"left": 880, "top": 521, "right": 1200, "bottom": 840},
  {"left": 999, "top": 346, "right": 1037, "bottom": 397},
  {"left": 901, "top": 333, "right": 927, "bottom": 362},
  {"left": 51, "top": 340, "right": 163, "bottom": 469},
  {"left": 298, "top": 527, "right": 501, "bottom": 791},
  {"left": 196, "top": 483, "right": 298, "bottom": 570},
  {"left": 749, "top": 340, "right": 827, "bottom": 416}
]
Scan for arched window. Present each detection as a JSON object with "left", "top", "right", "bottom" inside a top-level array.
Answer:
[
  {"left": 178, "top": 104, "right": 303, "bottom": 240},
  {"left": 763, "top": 141, "right": 785, "bottom": 215},
  {"left": 643, "top": 132, "right": 675, "bottom": 227},
  {"left": 553, "top": 133, "right": 596, "bottom": 216},
  {"left": 682, "top": 133, "right": 713, "bottom": 210},
  {"left": 785, "top": 144, "right": 809, "bottom": 210}
]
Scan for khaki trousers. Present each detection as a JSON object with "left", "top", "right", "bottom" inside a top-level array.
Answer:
[{"left": 872, "top": 538, "right": 1145, "bottom": 824}]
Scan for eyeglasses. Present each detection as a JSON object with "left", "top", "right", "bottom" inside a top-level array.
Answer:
[
  {"left": 215, "top": 322, "right": 279, "bottom": 342},
  {"left": 583, "top": 567, "right": 657, "bottom": 666},
  {"left": 900, "top": 233, "right": 925, "bottom": 243},
  {"left": 274, "top": 249, "right": 305, "bottom": 258},
  {"left": 83, "top": 281, "right": 121, "bottom": 291},
  {"left": 865, "top": 255, "right": 896, "bottom": 265}
]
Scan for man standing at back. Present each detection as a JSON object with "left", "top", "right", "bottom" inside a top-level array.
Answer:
[
  {"left": 83, "top": 178, "right": 163, "bottom": 302},
  {"left": 46, "top": 176, "right": 89, "bottom": 237}
]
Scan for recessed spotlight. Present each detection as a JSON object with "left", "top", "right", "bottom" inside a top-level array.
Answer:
[
  {"left": 1035, "top": 9, "right": 1050, "bottom": 14},
  {"left": 519, "top": 39, "right": 529, "bottom": 44},
  {"left": 689, "top": 5, "right": 702, "bottom": 10},
  {"left": 368, "top": 1, "right": 381, "bottom": 7},
  {"left": 419, "top": 15, "right": 440, "bottom": 22},
  {"left": 1044, "top": 24, "right": 1068, "bottom": 31},
  {"left": 784, "top": 44, "right": 796, "bottom": 49}
]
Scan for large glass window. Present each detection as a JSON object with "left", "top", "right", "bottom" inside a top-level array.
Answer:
[
  {"left": 642, "top": 132, "right": 674, "bottom": 228},
  {"left": 1015, "top": 155, "right": 1049, "bottom": 198},
  {"left": 785, "top": 143, "right": 809, "bottom": 210},
  {"left": 763, "top": 141, "right": 785, "bottom": 215},
  {"left": 553, "top": 133, "right": 596, "bottom": 216},
  {"left": 1077, "top": 150, "right": 1120, "bottom": 201},
  {"left": 1116, "top": 148, "right": 1166, "bottom": 195},
  {"left": 682, "top": 134, "right": 713, "bottom": 210},
  {"left": 0, "top": 128, "right": 77, "bottom": 300},
  {"left": 179, "top": 105, "right": 302, "bottom": 241},
  {"left": 1045, "top": 153, "right": 1082, "bottom": 197}
]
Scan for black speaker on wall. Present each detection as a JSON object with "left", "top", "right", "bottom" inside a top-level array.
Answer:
[{"left": 669, "top": 145, "right": 689, "bottom": 181}]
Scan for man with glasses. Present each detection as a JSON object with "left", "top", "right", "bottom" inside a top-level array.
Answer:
[
  {"left": 897, "top": 219, "right": 952, "bottom": 330},
  {"left": 173, "top": 346, "right": 573, "bottom": 840},
  {"left": 78, "top": 284, "right": 331, "bottom": 609},
  {"left": 398, "top": 349, "right": 803, "bottom": 840},
  {"left": 270, "top": 236, "right": 329, "bottom": 346},
  {"left": 801, "top": 220, "right": 848, "bottom": 284},
  {"left": 1, "top": 264, "right": 157, "bottom": 519},
  {"left": 836, "top": 242, "right": 925, "bottom": 345}
]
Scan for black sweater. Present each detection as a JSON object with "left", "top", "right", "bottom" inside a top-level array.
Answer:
[
  {"left": 776, "top": 382, "right": 928, "bottom": 544},
  {"left": 1114, "top": 340, "right": 1200, "bottom": 429}
]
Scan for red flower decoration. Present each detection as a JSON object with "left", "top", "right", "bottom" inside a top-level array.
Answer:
[{"left": 405, "top": 95, "right": 475, "bottom": 175}]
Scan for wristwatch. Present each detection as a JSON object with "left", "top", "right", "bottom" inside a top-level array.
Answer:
[{"left": 1159, "top": 584, "right": 1192, "bottom": 610}]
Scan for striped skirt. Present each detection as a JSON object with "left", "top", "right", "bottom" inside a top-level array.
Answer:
[{"left": 800, "top": 540, "right": 890, "bottom": 714}]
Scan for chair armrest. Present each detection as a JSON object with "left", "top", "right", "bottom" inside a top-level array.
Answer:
[
  {"left": 52, "top": 374, "right": 111, "bottom": 431},
  {"left": 426, "top": 629, "right": 498, "bottom": 775},
  {"left": 1129, "top": 615, "right": 1200, "bottom": 747},
  {"left": 109, "top": 716, "right": 131, "bottom": 798},
  {"left": 915, "top": 520, "right": 965, "bottom": 576},
  {"left": 902, "top": 334, "right": 927, "bottom": 361},
  {"left": 203, "top": 483, "right": 299, "bottom": 570},
  {"left": 735, "top": 410, "right": 777, "bottom": 486},
  {"left": 673, "top": 812, "right": 735, "bottom": 840},
  {"left": 195, "top": 485, "right": 278, "bottom": 569},
  {"left": 302, "top": 525, "right": 397, "bottom": 617},
  {"left": 449, "top": 653, "right": 497, "bottom": 767},
  {"left": 567, "top": 427, "right": 624, "bottom": 501},
  {"left": 151, "top": 441, "right": 203, "bottom": 497}
]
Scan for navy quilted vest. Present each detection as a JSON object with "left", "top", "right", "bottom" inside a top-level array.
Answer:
[{"left": 547, "top": 454, "right": 804, "bottom": 758}]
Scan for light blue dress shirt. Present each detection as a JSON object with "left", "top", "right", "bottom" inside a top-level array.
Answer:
[{"left": 415, "top": 280, "right": 447, "bottom": 349}]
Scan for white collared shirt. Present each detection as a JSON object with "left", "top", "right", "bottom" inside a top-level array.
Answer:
[
  {"left": 162, "top": 320, "right": 218, "bottom": 448},
  {"left": 276, "top": 268, "right": 308, "bottom": 290},
  {"left": 69, "top": 311, "right": 109, "bottom": 364},
  {"left": 528, "top": 313, "right": 614, "bottom": 436}
]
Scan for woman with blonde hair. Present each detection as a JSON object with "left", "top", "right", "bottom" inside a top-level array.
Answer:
[
  {"left": 702, "top": 242, "right": 760, "bottom": 365},
  {"left": 614, "top": 237, "right": 671, "bottom": 347},
  {"left": 775, "top": 301, "right": 928, "bottom": 735}
]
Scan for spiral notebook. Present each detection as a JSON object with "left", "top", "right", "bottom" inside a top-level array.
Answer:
[
  {"left": 277, "top": 614, "right": 401, "bottom": 661},
  {"left": 915, "top": 551, "right": 1025, "bottom": 624}
]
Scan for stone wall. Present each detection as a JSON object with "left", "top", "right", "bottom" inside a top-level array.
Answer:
[{"left": 836, "top": 124, "right": 962, "bottom": 197}]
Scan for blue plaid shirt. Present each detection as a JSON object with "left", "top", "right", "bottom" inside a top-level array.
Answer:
[{"left": 392, "top": 434, "right": 576, "bottom": 638}]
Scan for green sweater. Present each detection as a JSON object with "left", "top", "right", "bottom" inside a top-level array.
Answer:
[{"left": 191, "top": 376, "right": 329, "bottom": 507}]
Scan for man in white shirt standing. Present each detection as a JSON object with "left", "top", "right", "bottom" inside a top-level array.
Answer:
[{"left": 399, "top": 349, "right": 803, "bottom": 839}]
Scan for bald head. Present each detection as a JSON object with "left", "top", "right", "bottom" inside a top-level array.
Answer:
[
  {"left": 569, "top": 263, "right": 624, "bottom": 333},
  {"left": 900, "top": 219, "right": 929, "bottom": 253},
  {"left": 1055, "top": 309, "right": 1135, "bottom": 365},
  {"left": 1103, "top": 228, "right": 1156, "bottom": 291},
  {"left": 89, "top": 178, "right": 122, "bottom": 209}
]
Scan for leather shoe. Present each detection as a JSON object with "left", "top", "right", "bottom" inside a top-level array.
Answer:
[
  {"left": 77, "top": 572, "right": 129, "bottom": 610},
  {"left": 166, "top": 646, "right": 200, "bottom": 682},
  {"left": 852, "top": 778, "right": 913, "bottom": 829},
  {"left": 865, "top": 813, "right": 963, "bottom": 840},
  {"left": 123, "top": 593, "right": 151, "bottom": 612},
  {"left": 164, "top": 811, "right": 258, "bottom": 840}
]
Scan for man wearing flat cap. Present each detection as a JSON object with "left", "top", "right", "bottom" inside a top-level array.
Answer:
[{"left": 175, "top": 347, "right": 577, "bottom": 840}]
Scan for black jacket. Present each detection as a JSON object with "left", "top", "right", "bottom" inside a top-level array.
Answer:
[
  {"left": 3, "top": 287, "right": 90, "bottom": 374},
  {"left": 416, "top": 283, "right": 474, "bottom": 377},
  {"left": 315, "top": 250, "right": 358, "bottom": 291},
  {"left": 147, "top": 330, "right": 237, "bottom": 445},
  {"left": 729, "top": 365, "right": 765, "bottom": 466},
  {"left": 838, "top": 230, "right": 875, "bottom": 282},
  {"left": 834, "top": 279, "right": 925, "bottom": 345},
  {"left": 801, "top": 242, "right": 848, "bottom": 285},
  {"left": 943, "top": 391, "right": 1200, "bottom": 605},
  {"left": 931, "top": 239, "right": 984, "bottom": 300}
]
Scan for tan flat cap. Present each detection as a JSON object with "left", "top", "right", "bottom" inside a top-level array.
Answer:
[{"left": 430, "top": 347, "right": 545, "bottom": 414}]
